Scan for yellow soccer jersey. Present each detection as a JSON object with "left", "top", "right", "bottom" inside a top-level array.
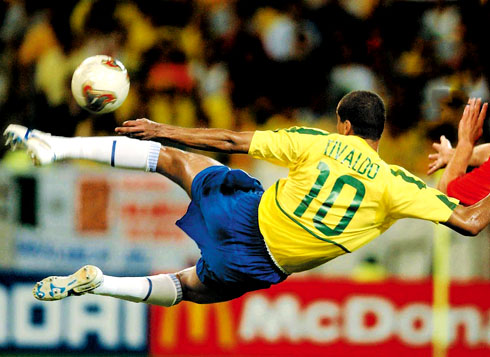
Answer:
[{"left": 248, "top": 127, "right": 459, "bottom": 274}]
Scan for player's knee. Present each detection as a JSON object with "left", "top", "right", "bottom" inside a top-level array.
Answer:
[
  {"left": 157, "top": 146, "right": 183, "bottom": 167},
  {"left": 175, "top": 267, "right": 199, "bottom": 298},
  {"left": 175, "top": 267, "right": 225, "bottom": 304}
]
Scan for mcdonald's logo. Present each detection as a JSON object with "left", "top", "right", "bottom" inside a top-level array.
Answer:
[{"left": 150, "top": 301, "right": 237, "bottom": 354}]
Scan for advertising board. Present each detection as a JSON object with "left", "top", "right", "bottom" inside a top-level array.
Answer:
[{"left": 150, "top": 278, "right": 490, "bottom": 356}]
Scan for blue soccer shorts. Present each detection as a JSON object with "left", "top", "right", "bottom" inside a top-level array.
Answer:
[{"left": 176, "top": 165, "right": 288, "bottom": 299}]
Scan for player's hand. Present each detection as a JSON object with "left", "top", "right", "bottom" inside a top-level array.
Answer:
[
  {"left": 427, "top": 135, "right": 453, "bottom": 175},
  {"left": 458, "top": 98, "right": 488, "bottom": 146},
  {"left": 115, "top": 118, "right": 163, "bottom": 140}
]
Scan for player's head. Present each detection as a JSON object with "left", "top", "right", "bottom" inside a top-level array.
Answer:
[{"left": 336, "top": 90, "right": 386, "bottom": 140}]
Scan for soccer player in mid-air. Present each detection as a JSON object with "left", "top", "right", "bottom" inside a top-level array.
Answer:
[{"left": 4, "top": 91, "right": 490, "bottom": 307}]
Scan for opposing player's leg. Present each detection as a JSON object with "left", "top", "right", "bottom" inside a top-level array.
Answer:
[
  {"left": 3, "top": 124, "right": 221, "bottom": 196},
  {"left": 33, "top": 264, "right": 229, "bottom": 305}
]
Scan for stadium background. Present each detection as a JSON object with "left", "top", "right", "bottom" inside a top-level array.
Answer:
[{"left": 0, "top": 0, "right": 489, "bottom": 356}]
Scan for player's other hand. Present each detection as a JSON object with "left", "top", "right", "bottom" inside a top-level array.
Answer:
[
  {"left": 427, "top": 135, "right": 453, "bottom": 175},
  {"left": 458, "top": 98, "right": 487, "bottom": 146},
  {"left": 115, "top": 118, "right": 162, "bottom": 140}
]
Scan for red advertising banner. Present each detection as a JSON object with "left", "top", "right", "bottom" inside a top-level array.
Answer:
[{"left": 150, "top": 278, "right": 490, "bottom": 356}]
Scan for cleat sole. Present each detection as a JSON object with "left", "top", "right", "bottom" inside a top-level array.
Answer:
[{"left": 32, "top": 265, "right": 103, "bottom": 301}]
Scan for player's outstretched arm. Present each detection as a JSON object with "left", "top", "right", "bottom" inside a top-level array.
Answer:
[
  {"left": 443, "top": 194, "right": 490, "bottom": 236},
  {"left": 430, "top": 98, "right": 487, "bottom": 193},
  {"left": 115, "top": 118, "right": 254, "bottom": 153}
]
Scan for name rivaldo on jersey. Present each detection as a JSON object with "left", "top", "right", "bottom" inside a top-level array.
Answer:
[{"left": 324, "top": 139, "right": 380, "bottom": 179}]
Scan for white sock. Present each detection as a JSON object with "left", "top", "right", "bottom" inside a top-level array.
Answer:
[
  {"left": 92, "top": 274, "right": 183, "bottom": 306},
  {"left": 49, "top": 136, "right": 161, "bottom": 172}
]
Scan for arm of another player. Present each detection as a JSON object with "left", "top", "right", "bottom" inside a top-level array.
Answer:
[
  {"left": 428, "top": 140, "right": 490, "bottom": 175},
  {"left": 469, "top": 143, "right": 490, "bottom": 166},
  {"left": 427, "top": 98, "right": 490, "bottom": 176},
  {"left": 427, "top": 135, "right": 453, "bottom": 175},
  {"left": 115, "top": 118, "right": 254, "bottom": 153},
  {"left": 436, "top": 98, "right": 487, "bottom": 193}
]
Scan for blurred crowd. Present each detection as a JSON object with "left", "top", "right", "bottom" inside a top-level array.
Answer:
[{"left": 1, "top": 0, "right": 490, "bottom": 175}]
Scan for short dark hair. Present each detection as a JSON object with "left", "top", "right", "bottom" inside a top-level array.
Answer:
[{"left": 337, "top": 90, "right": 386, "bottom": 140}]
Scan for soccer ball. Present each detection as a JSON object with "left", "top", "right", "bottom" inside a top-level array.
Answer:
[{"left": 71, "top": 55, "right": 130, "bottom": 114}]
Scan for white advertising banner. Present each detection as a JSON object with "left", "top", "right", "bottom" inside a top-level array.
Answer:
[{"left": 6, "top": 166, "right": 200, "bottom": 274}]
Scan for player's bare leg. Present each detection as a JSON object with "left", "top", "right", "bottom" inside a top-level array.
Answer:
[
  {"left": 176, "top": 266, "right": 234, "bottom": 303},
  {"left": 154, "top": 145, "right": 222, "bottom": 197}
]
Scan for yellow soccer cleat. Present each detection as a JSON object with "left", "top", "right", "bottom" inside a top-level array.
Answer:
[{"left": 33, "top": 265, "right": 103, "bottom": 301}]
